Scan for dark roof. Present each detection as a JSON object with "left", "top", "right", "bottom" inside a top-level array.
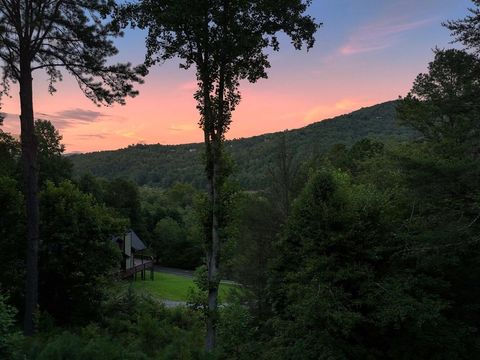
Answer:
[{"left": 129, "top": 230, "right": 146, "bottom": 251}]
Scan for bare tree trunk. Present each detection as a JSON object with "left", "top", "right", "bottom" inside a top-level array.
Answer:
[
  {"left": 201, "top": 18, "right": 227, "bottom": 346},
  {"left": 204, "top": 57, "right": 226, "bottom": 351},
  {"left": 199, "top": 63, "right": 221, "bottom": 351},
  {"left": 205, "top": 138, "right": 221, "bottom": 351},
  {"left": 19, "top": 61, "right": 39, "bottom": 336}
]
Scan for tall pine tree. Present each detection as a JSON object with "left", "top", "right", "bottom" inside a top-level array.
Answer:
[
  {"left": 444, "top": 0, "right": 480, "bottom": 54},
  {"left": 0, "top": 0, "right": 143, "bottom": 335}
]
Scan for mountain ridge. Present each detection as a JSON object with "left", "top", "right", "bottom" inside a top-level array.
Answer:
[{"left": 70, "top": 100, "right": 417, "bottom": 189}]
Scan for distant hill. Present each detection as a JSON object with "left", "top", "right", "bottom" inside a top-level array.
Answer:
[{"left": 70, "top": 101, "right": 417, "bottom": 190}]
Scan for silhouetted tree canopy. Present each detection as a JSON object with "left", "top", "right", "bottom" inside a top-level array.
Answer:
[
  {"left": 398, "top": 49, "right": 480, "bottom": 153},
  {"left": 0, "top": 0, "right": 144, "bottom": 105},
  {"left": 445, "top": 0, "right": 480, "bottom": 54}
]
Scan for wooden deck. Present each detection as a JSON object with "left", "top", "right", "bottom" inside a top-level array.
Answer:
[{"left": 121, "top": 257, "right": 154, "bottom": 280}]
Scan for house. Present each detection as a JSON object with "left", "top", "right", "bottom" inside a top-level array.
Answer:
[
  {"left": 115, "top": 230, "right": 146, "bottom": 270},
  {"left": 113, "top": 230, "right": 154, "bottom": 280}
]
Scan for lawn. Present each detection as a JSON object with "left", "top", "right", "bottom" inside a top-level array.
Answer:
[{"left": 131, "top": 272, "right": 238, "bottom": 302}]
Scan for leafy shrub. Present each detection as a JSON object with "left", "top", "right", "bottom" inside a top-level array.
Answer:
[
  {"left": 0, "top": 294, "right": 19, "bottom": 358},
  {"left": 216, "top": 303, "right": 260, "bottom": 360},
  {"left": 34, "top": 330, "right": 147, "bottom": 360}
]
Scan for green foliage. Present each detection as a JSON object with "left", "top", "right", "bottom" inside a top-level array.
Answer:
[
  {"left": 0, "top": 130, "right": 20, "bottom": 176},
  {"left": 38, "top": 181, "right": 126, "bottom": 324},
  {"left": 14, "top": 287, "right": 205, "bottom": 359},
  {"left": 349, "top": 138, "right": 385, "bottom": 162},
  {"left": 35, "top": 119, "right": 73, "bottom": 185},
  {"left": 0, "top": 119, "right": 73, "bottom": 183},
  {"left": 0, "top": 294, "right": 19, "bottom": 358},
  {"left": 267, "top": 170, "right": 399, "bottom": 359},
  {"left": 397, "top": 49, "right": 480, "bottom": 154},
  {"left": 324, "top": 138, "right": 386, "bottom": 176},
  {"left": 153, "top": 217, "right": 186, "bottom": 263},
  {"left": 78, "top": 173, "right": 106, "bottom": 204},
  {"left": 265, "top": 132, "right": 304, "bottom": 218},
  {"left": 141, "top": 184, "right": 204, "bottom": 269},
  {"left": 100, "top": 287, "right": 204, "bottom": 359},
  {"left": 30, "top": 330, "right": 146, "bottom": 360},
  {"left": 388, "top": 46, "right": 480, "bottom": 359},
  {"left": 79, "top": 177, "right": 206, "bottom": 270},
  {"left": 216, "top": 303, "right": 259, "bottom": 360},
  {"left": 104, "top": 178, "right": 145, "bottom": 233},
  {"left": 187, "top": 266, "right": 210, "bottom": 316},
  {"left": 259, "top": 128, "right": 480, "bottom": 359},
  {"left": 224, "top": 194, "right": 282, "bottom": 319},
  {"left": 0, "top": 176, "right": 25, "bottom": 303}
]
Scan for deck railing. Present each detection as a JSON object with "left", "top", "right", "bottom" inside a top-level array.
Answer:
[{"left": 121, "top": 255, "right": 154, "bottom": 280}]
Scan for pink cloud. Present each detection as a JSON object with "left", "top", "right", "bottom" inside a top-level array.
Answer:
[
  {"left": 303, "top": 98, "right": 372, "bottom": 123},
  {"left": 340, "top": 17, "right": 436, "bottom": 56}
]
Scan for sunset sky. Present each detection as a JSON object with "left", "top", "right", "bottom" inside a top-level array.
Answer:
[{"left": 0, "top": 0, "right": 472, "bottom": 153}]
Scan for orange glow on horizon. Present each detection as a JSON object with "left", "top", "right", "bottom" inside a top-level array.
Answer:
[
  {"left": 1, "top": 82, "right": 397, "bottom": 154},
  {"left": 0, "top": 0, "right": 469, "bottom": 153}
]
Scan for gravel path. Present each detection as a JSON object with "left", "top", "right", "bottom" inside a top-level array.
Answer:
[{"left": 162, "top": 300, "right": 187, "bottom": 308}]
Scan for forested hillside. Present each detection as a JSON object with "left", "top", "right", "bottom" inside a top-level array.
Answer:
[{"left": 70, "top": 101, "right": 417, "bottom": 189}]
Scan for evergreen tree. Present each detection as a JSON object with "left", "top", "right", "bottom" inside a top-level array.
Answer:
[
  {"left": 0, "top": 0, "right": 143, "bottom": 334},
  {"left": 267, "top": 171, "right": 398, "bottom": 359},
  {"left": 35, "top": 119, "right": 72, "bottom": 185},
  {"left": 444, "top": 0, "right": 480, "bottom": 54},
  {"left": 397, "top": 49, "right": 480, "bottom": 155}
]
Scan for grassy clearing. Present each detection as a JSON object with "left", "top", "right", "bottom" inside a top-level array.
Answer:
[{"left": 131, "top": 272, "right": 237, "bottom": 302}]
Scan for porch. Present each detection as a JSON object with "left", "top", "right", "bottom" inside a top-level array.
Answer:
[{"left": 121, "top": 256, "right": 155, "bottom": 280}]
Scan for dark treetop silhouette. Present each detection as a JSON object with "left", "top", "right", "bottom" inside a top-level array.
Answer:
[{"left": 445, "top": 0, "right": 480, "bottom": 54}]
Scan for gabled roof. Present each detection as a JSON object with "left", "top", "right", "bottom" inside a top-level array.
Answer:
[
  {"left": 129, "top": 230, "right": 146, "bottom": 251},
  {"left": 112, "top": 231, "right": 147, "bottom": 252}
]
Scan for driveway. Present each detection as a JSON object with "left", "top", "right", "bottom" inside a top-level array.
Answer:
[
  {"left": 162, "top": 300, "right": 187, "bottom": 308},
  {"left": 154, "top": 266, "right": 194, "bottom": 278}
]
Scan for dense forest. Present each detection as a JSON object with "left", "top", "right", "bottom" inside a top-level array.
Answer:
[
  {"left": 70, "top": 101, "right": 418, "bottom": 189},
  {"left": 1, "top": 0, "right": 480, "bottom": 359}
]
